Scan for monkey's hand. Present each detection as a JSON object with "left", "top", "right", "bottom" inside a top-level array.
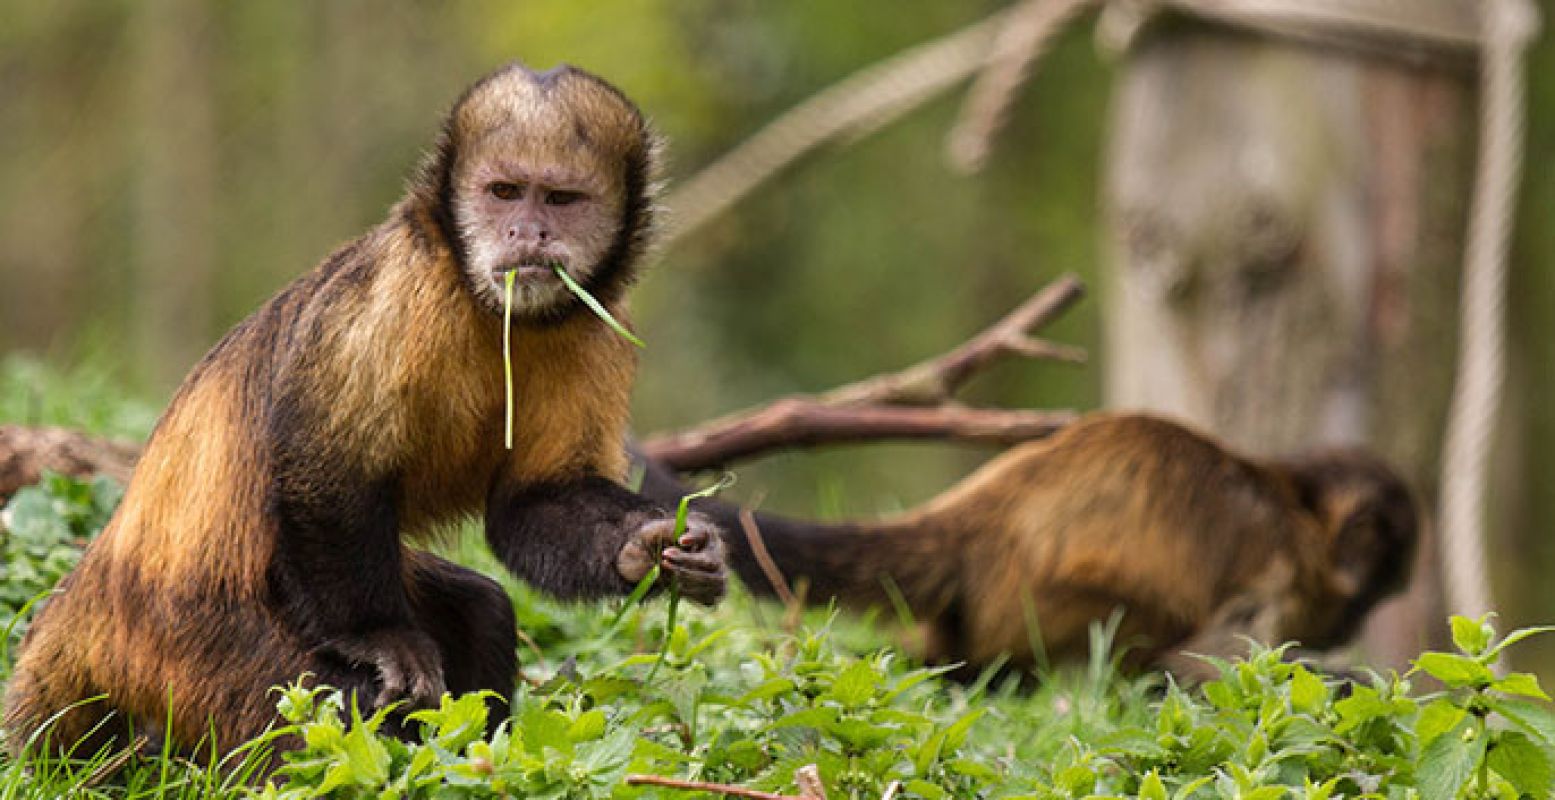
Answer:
[
  {"left": 324, "top": 629, "right": 447, "bottom": 712},
  {"left": 616, "top": 512, "right": 727, "bottom": 606}
]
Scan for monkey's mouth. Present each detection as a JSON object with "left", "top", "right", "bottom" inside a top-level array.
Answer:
[{"left": 493, "top": 261, "right": 565, "bottom": 284}]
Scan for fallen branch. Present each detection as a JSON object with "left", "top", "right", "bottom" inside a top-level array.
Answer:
[
  {"left": 640, "top": 275, "right": 1084, "bottom": 471},
  {"left": 0, "top": 425, "right": 139, "bottom": 501}
]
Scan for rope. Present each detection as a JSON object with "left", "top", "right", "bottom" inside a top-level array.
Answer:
[
  {"left": 946, "top": 0, "right": 1096, "bottom": 174},
  {"left": 1438, "top": 0, "right": 1540, "bottom": 622}
]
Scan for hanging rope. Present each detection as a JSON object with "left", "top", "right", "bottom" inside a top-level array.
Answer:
[
  {"left": 660, "top": 11, "right": 1010, "bottom": 247},
  {"left": 1438, "top": 0, "right": 1540, "bottom": 622}
]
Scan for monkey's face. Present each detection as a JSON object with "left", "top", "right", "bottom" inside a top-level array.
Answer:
[
  {"left": 454, "top": 160, "right": 624, "bottom": 316},
  {"left": 445, "top": 65, "right": 648, "bottom": 319}
]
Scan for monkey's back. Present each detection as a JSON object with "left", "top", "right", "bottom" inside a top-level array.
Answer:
[{"left": 923, "top": 413, "right": 1313, "bottom": 666}]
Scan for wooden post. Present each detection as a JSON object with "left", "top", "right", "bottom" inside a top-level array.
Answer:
[{"left": 1102, "top": 21, "right": 1475, "bottom": 668}]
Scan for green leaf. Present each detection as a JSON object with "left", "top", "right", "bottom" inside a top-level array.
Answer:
[
  {"left": 1487, "top": 697, "right": 1555, "bottom": 749},
  {"left": 904, "top": 779, "right": 947, "bottom": 799},
  {"left": 1484, "top": 625, "right": 1555, "bottom": 663},
  {"left": 1415, "top": 699, "right": 1468, "bottom": 747},
  {"left": 825, "top": 660, "right": 881, "bottom": 709},
  {"left": 1450, "top": 614, "right": 1494, "bottom": 656},
  {"left": 1412, "top": 652, "right": 1495, "bottom": 688},
  {"left": 1138, "top": 769, "right": 1167, "bottom": 800},
  {"left": 1289, "top": 665, "right": 1328, "bottom": 715},
  {"left": 1490, "top": 672, "right": 1551, "bottom": 701},
  {"left": 1487, "top": 731, "right": 1554, "bottom": 798},
  {"left": 553, "top": 264, "right": 645, "bottom": 348},
  {"left": 1416, "top": 718, "right": 1488, "bottom": 800}
]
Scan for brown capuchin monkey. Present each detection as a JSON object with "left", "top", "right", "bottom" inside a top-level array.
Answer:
[
  {"left": 4, "top": 63, "right": 727, "bottom": 759},
  {"left": 636, "top": 413, "right": 1417, "bottom": 681}
]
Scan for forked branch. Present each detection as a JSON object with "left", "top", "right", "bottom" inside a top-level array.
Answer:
[{"left": 640, "top": 275, "right": 1085, "bottom": 471}]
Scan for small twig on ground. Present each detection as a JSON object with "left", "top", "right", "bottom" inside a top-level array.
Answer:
[{"left": 626, "top": 763, "right": 828, "bottom": 799}]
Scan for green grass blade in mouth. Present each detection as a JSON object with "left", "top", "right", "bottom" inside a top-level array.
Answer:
[
  {"left": 552, "top": 265, "right": 646, "bottom": 348},
  {"left": 503, "top": 269, "right": 516, "bottom": 450}
]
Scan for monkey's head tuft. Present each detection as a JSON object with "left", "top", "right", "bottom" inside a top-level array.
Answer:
[
  {"left": 414, "top": 63, "right": 662, "bottom": 321},
  {"left": 1279, "top": 449, "right": 1419, "bottom": 648}
]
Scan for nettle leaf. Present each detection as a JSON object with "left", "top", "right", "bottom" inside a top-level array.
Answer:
[
  {"left": 1483, "top": 624, "right": 1555, "bottom": 663},
  {"left": 1414, "top": 699, "right": 1468, "bottom": 748},
  {"left": 1412, "top": 652, "right": 1494, "bottom": 688},
  {"left": 1449, "top": 614, "right": 1494, "bottom": 657},
  {"left": 1487, "top": 731, "right": 1554, "bottom": 798},
  {"left": 1288, "top": 665, "right": 1329, "bottom": 716},
  {"left": 1488, "top": 697, "right": 1555, "bottom": 749},
  {"left": 1489, "top": 672, "right": 1550, "bottom": 701},
  {"left": 825, "top": 660, "right": 882, "bottom": 710},
  {"left": 1416, "top": 718, "right": 1488, "bottom": 800}
]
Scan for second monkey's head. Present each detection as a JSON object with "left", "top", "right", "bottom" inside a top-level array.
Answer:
[{"left": 418, "top": 63, "right": 660, "bottom": 320}]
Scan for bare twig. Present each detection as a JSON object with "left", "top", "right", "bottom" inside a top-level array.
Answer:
[
  {"left": 626, "top": 764, "right": 828, "bottom": 799},
  {"left": 820, "top": 274, "right": 1085, "bottom": 406},
  {"left": 739, "top": 509, "right": 797, "bottom": 607},
  {"left": 640, "top": 276, "right": 1084, "bottom": 471},
  {"left": 644, "top": 401, "right": 1074, "bottom": 472}
]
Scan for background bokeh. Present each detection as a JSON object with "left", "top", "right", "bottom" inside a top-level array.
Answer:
[{"left": 1, "top": 1, "right": 1551, "bottom": 665}]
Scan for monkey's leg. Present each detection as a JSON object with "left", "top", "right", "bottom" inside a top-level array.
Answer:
[{"left": 404, "top": 551, "right": 519, "bottom": 715}]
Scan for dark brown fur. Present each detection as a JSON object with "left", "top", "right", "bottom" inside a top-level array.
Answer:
[
  {"left": 4, "top": 63, "right": 725, "bottom": 760},
  {"left": 638, "top": 413, "right": 1417, "bottom": 679}
]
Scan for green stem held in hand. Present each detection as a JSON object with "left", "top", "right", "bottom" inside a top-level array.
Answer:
[{"left": 646, "top": 473, "right": 735, "bottom": 682}]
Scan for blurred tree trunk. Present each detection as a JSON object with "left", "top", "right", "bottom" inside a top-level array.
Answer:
[
  {"left": 132, "top": 0, "right": 217, "bottom": 388},
  {"left": 1101, "top": 24, "right": 1474, "bottom": 669}
]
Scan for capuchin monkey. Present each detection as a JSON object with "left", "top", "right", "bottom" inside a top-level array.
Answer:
[
  {"left": 4, "top": 63, "right": 726, "bottom": 759},
  {"left": 638, "top": 413, "right": 1417, "bottom": 681}
]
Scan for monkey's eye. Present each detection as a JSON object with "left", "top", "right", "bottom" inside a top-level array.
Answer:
[
  {"left": 544, "top": 190, "right": 584, "bottom": 207},
  {"left": 489, "top": 182, "right": 524, "bottom": 201}
]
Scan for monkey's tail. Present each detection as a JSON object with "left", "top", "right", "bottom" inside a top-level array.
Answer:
[{"left": 633, "top": 449, "right": 960, "bottom": 618}]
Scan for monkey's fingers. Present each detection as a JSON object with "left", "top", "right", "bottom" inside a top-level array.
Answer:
[
  {"left": 661, "top": 549, "right": 727, "bottom": 605},
  {"left": 362, "top": 631, "right": 447, "bottom": 711}
]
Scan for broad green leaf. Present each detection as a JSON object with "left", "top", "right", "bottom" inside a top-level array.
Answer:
[
  {"left": 1289, "top": 665, "right": 1328, "bottom": 715},
  {"left": 1412, "top": 652, "right": 1495, "bottom": 688},
  {"left": 1416, "top": 718, "right": 1488, "bottom": 800},
  {"left": 1490, "top": 671, "right": 1550, "bottom": 701},
  {"left": 825, "top": 660, "right": 881, "bottom": 709},
  {"left": 1486, "top": 731, "right": 1553, "bottom": 799},
  {"left": 1414, "top": 699, "right": 1467, "bottom": 747},
  {"left": 1488, "top": 697, "right": 1555, "bottom": 748}
]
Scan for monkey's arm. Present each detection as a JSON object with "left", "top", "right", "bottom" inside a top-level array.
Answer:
[{"left": 486, "top": 472, "right": 726, "bottom": 605}]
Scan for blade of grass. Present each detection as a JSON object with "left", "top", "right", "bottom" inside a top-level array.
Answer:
[
  {"left": 553, "top": 265, "right": 646, "bottom": 348},
  {"left": 503, "top": 269, "right": 517, "bottom": 450}
]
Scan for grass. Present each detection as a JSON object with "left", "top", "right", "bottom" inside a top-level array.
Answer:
[{"left": 2, "top": 359, "right": 1553, "bottom": 798}]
